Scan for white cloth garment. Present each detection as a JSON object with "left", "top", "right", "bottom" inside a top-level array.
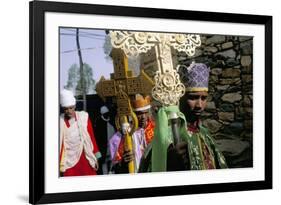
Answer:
[
  {"left": 131, "top": 128, "right": 147, "bottom": 170},
  {"left": 60, "top": 111, "right": 98, "bottom": 172}
]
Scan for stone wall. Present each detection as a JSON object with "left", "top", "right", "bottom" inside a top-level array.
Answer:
[{"left": 141, "top": 34, "right": 253, "bottom": 168}]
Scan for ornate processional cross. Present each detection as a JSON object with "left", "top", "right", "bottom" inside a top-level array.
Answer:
[
  {"left": 109, "top": 31, "right": 201, "bottom": 106},
  {"left": 109, "top": 31, "right": 201, "bottom": 150},
  {"left": 96, "top": 31, "right": 200, "bottom": 172},
  {"left": 95, "top": 48, "right": 154, "bottom": 173}
]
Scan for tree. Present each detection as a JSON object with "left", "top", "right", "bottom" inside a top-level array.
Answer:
[
  {"left": 65, "top": 63, "right": 96, "bottom": 95},
  {"left": 102, "top": 34, "right": 113, "bottom": 61},
  {"left": 76, "top": 63, "right": 96, "bottom": 95},
  {"left": 65, "top": 64, "right": 79, "bottom": 94},
  {"left": 103, "top": 33, "right": 141, "bottom": 75}
]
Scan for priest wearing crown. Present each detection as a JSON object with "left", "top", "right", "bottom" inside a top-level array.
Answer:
[
  {"left": 139, "top": 63, "right": 227, "bottom": 172},
  {"left": 108, "top": 94, "right": 155, "bottom": 173},
  {"left": 178, "top": 62, "right": 228, "bottom": 170},
  {"left": 132, "top": 95, "right": 155, "bottom": 146}
]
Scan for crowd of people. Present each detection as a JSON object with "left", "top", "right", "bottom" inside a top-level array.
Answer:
[{"left": 59, "top": 63, "right": 227, "bottom": 177}]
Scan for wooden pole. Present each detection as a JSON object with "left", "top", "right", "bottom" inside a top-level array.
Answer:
[{"left": 76, "top": 28, "right": 87, "bottom": 111}]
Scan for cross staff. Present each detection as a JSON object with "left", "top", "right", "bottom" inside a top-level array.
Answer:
[
  {"left": 109, "top": 31, "right": 201, "bottom": 146},
  {"left": 109, "top": 31, "right": 201, "bottom": 106},
  {"left": 95, "top": 48, "right": 154, "bottom": 173}
]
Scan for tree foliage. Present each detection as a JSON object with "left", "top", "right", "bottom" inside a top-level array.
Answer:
[
  {"left": 65, "top": 63, "right": 96, "bottom": 95},
  {"left": 102, "top": 34, "right": 113, "bottom": 61},
  {"left": 102, "top": 33, "right": 141, "bottom": 75}
]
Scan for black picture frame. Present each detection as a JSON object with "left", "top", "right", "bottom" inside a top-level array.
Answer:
[{"left": 29, "top": 0, "right": 272, "bottom": 204}]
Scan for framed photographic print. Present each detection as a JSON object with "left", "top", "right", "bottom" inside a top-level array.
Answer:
[{"left": 29, "top": 0, "right": 272, "bottom": 204}]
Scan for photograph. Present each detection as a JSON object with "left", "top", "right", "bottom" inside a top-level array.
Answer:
[
  {"left": 29, "top": 1, "right": 272, "bottom": 204},
  {"left": 59, "top": 28, "right": 253, "bottom": 176}
]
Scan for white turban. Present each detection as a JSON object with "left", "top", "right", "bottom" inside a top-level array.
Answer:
[{"left": 60, "top": 89, "right": 76, "bottom": 107}]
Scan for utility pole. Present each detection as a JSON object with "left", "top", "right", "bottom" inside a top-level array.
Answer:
[{"left": 76, "top": 28, "right": 87, "bottom": 111}]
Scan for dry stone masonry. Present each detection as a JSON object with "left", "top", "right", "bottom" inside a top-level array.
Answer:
[{"left": 141, "top": 34, "right": 253, "bottom": 168}]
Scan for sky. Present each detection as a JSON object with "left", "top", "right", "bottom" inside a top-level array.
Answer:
[{"left": 59, "top": 28, "right": 114, "bottom": 93}]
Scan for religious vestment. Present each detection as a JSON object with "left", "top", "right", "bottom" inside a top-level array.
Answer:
[
  {"left": 60, "top": 111, "right": 101, "bottom": 176},
  {"left": 109, "top": 128, "right": 147, "bottom": 173},
  {"left": 138, "top": 106, "right": 227, "bottom": 172},
  {"left": 184, "top": 121, "right": 227, "bottom": 170}
]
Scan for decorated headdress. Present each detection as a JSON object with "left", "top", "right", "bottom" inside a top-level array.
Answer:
[
  {"left": 132, "top": 94, "right": 151, "bottom": 112},
  {"left": 179, "top": 62, "right": 210, "bottom": 92},
  {"left": 60, "top": 89, "right": 76, "bottom": 107}
]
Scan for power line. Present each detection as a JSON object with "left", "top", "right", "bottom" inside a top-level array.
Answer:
[
  {"left": 61, "top": 32, "right": 106, "bottom": 38},
  {"left": 78, "top": 31, "right": 106, "bottom": 37},
  {"left": 60, "top": 30, "right": 106, "bottom": 37},
  {"left": 60, "top": 47, "right": 104, "bottom": 54},
  {"left": 60, "top": 33, "right": 105, "bottom": 40},
  {"left": 60, "top": 28, "right": 106, "bottom": 36},
  {"left": 61, "top": 46, "right": 104, "bottom": 54},
  {"left": 60, "top": 28, "right": 76, "bottom": 32}
]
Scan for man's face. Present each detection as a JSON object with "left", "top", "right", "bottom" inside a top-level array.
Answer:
[
  {"left": 186, "top": 91, "right": 208, "bottom": 119},
  {"left": 63, "top": 105, "right": 76, "bottom": 119},
  {"left": 135, "top": 110, "right": 149, "bottom": 129}
]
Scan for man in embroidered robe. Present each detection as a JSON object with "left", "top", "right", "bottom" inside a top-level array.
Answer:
[
  {"left": 109, "top": 94, "right": 154, "bottom": 173},
  {"left": 176, "top": 62, "right": 227, "bottom": 170},
  {"left": 139, "top": 63, "right": 227, "bottom": 172},
  {"left": 59, "top": 89, "right": 101, "bottom": 176}
]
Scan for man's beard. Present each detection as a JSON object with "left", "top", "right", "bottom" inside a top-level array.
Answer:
[{"left": 186, "top": 109, "right": 202, "bottom": 123}]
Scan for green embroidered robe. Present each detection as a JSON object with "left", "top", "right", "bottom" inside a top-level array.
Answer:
[{"left": 138, "top": 105, "right": 227, "bottom": 172}]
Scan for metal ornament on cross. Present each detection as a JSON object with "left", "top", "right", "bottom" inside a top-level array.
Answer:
[
  {"left": 110, "top": 31, "right": 201, "bottom": 147},
  {"left": 109, "top": 31, "right": 201, "bottom": 106}
]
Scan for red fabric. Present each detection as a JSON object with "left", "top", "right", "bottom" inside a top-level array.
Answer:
[
  {"left": 201, "top": 141, "right": 215, "bottom": 169},
  {"left": 114, "top": 137, "right": 125, "bottom": 163},
  {"left": 144, "top": 118, "right": 155, "bottom": 144},
  {"left": 63, "top": 150, "right": 97, "bottom": 176},
  {"left": 187, "top": 120, "right": 200, "bottom": 132},
  {"left": 86, "top": 118, "right": 100, "bottom": 156},
  {"left": 62, "top": 114, "right": 100, "bottom": 176}
]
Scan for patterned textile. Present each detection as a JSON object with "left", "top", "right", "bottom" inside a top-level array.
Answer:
[
  {"left": 179, "top": 62, "right": 210, "bottom": 92},
  {"left": 186, "top": 125, "right": 227, "bottom": 170},
  {"left": 139, "top": 111, "right": 227, "bottom": 172},
  {"left": 144, "top": 118, "right": 155, "bottom": 145}
]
